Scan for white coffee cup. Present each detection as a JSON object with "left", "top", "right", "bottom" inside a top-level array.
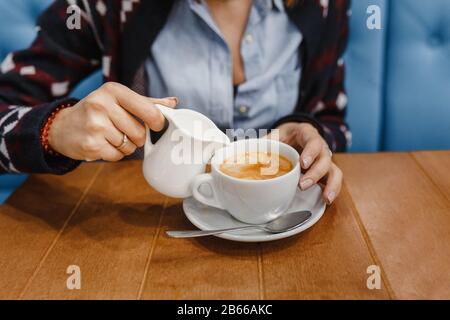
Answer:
[{"left": 191, "top": 139, "right": 300, "bottom": 224}]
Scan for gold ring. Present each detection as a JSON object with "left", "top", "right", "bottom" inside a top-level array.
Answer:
[{"left": 116, "top": 133, "right": 128, "bottom": 151}]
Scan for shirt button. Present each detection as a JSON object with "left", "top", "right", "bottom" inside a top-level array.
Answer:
[
  {"left": 245, "top": 34, "right": 254, "bottom": 44},
  {"left": 238, "top": 105, "right": 248, "bottom": 114}
]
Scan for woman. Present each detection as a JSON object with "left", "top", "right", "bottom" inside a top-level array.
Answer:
[{"left": 0, "top": 0, "right": 349, "bottom": 204}]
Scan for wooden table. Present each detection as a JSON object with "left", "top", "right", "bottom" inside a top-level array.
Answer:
[{"left": 0, "top": 151, "right": 449, "bottom": 300}]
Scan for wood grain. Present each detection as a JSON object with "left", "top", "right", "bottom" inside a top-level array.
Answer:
[
  {"left": 21, "top": 161, "right": 166, "bottom": 299},
  {"left": 1, "top": 151, "right": 449, "bottom": 299},
  {"left": 261, "top": 185, "right": 390, "bottom": 299},
  {"left": 412, "top": 151, "right": 450, "bottom": 201},
  {"left": 334, "top": 153, "right": 450, "bottom": 299},
  {"left": 0, "top": 163, "right": 101, "bottom": 299},
  {"left": 139, "top": 197, "right": 262, "bottom": 300}
]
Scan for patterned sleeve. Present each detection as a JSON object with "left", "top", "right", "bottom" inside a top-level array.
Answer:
[
  {"left": 0, "top": 0, "right": 102, "bottom": 174},
  {"left": 317, "top": 0, "right": 352, "bottom": 152},
  {"left": 274, "top": 0, "right": 351, "bottom": 152}
]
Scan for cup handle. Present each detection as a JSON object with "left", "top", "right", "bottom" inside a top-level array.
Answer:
[{"left": 191, "top": 174, "right": 225, "bottom": 210}]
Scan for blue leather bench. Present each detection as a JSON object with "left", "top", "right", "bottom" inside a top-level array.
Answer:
[
  {"left": 0, "top": 0, "right": 449, "bottom": 202},
  {"left": 346, "top": 0, "right": 450, "bottom": 151}
]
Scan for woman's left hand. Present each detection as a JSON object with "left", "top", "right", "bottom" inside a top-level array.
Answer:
[{"left": 267, "top": 122, "right": 343, "bottom": 205}]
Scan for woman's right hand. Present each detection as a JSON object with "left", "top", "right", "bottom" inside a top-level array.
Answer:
[{"left": 48, "top": 82, "right": 178, "bottom": 161}]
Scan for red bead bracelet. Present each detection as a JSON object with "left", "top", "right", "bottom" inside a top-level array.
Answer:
[{"left": 40, "top": 104, "right": 72, "bottom": 156}]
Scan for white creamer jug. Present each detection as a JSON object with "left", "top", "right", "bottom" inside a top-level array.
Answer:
[{"left": 143, "top": 105, "right": 230, "bottom": 198}]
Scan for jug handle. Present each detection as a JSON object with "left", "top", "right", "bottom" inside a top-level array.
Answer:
[
  {"left": 144, "top": 105, "right": 174, "bottom": 158},
  {"left": 144, "top": 124, "right": 154, "bottom": 158}
]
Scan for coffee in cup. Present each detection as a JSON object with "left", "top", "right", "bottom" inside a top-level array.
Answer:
[{"left": 219, "top": 152, "right": 293, "bottom": 180}]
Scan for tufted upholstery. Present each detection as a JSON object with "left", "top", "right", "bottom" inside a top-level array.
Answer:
[
  {"left": 0, "top": 1, "right": 449, "bottom": 201},
  {"left": 345, "top": 0, "right": 387, "bottom": 152},
  {"left": 346, "top": 0, "right": 450, "bottom": 151},
  {"left": 0, "top": 0, "right": 52, "bottom": 59},
  {"left": 383, "top": 0, "right": 450, "bottom": 151}
]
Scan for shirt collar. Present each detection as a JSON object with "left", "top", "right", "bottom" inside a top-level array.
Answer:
[
  {"left": 257, "top": 0, "right": 285, "bottom": 12},
  {"left": 253, "top": 0, "right": 285, "bottom": 19},
  {"left": 190, "top": 0, "right": 285, "bottom": 12},
  {"left": 273, "top": 0, "right": 285, "bottom": 12}
]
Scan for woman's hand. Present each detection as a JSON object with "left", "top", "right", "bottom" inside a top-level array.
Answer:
[
  {"left": 269, "top": 122, "right": 343, "bottom": 205},
  {"left": 48, "top": 82, "right": 178, "bottom": 162}
]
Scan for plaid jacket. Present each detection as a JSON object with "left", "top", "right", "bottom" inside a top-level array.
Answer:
[{"left": 0, "top": 0, "right": 350, "bottom": 174}]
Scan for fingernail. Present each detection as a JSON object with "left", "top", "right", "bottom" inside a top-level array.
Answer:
[
  {"left": 300, "top": 178, "right": 314, "bottom": 190},
  {"left": 168, "top": 97, "right": 179, "bottom": 104},
  {"left": 302, "top": 156, "right": 312, "bottom": 168},
  {"left": 327, "top": 191, "right": 336, "bottom": 204}
]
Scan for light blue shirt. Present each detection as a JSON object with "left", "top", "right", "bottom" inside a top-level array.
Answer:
[{"left": 146, "top": 0, "right": 302, "bottom": 130}]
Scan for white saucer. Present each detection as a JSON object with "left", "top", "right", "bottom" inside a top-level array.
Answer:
[{"left": 182, "top": 185, "right": 327, "bottom": 242}]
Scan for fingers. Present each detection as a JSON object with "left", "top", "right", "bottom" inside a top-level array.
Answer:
[
  {"left": 266, "top": 123, "right": 292, "bottom": 140},
  {"left": 294, "top": 123, "right": 320, "bottom": 148},
  {"left": 101, "top": 82, "right": 178, "bottom": 131},
  {"left": 82, "top": 110, "right": 137, "bottom": 160},
  {"left": 72, "top": 83, "right": 177, "bottom": 162},
  {"left": 272, "top": 122, "right": 342, "bottom": 204},
  {"left": 264, "top": 129, "right": 296, "bottom": 145},
  {"left": 299, "top": 137, "right": 323, "bottom": 170},
  {"left": 80, "top": 134, "right": 125, "bottom": 162},
  {"left": 291, "top": 123, "right": 323, "bottom": 169},
  {"left": 103, "top": 119, "right": 138, "bottom": 156},
  {"left": 299, "top": 146, "right": 332, "bottom": 191},
  {"left": 322, "top": 163, "right": 343, "bottom": 204},
  {"left": 99, "top": 143, "right": 125, "bottom": 162},
  {"left": 107, "top": 103, "right": 147, "bottom": 147}
]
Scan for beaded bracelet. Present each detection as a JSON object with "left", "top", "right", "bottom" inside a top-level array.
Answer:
[{"left": 40, "top": 104, "right": 72, "bottom": 156}]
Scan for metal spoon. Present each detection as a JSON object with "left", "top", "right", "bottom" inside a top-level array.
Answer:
[{"left": 166, "top": 210, "right": 312, "bottom": 238}]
